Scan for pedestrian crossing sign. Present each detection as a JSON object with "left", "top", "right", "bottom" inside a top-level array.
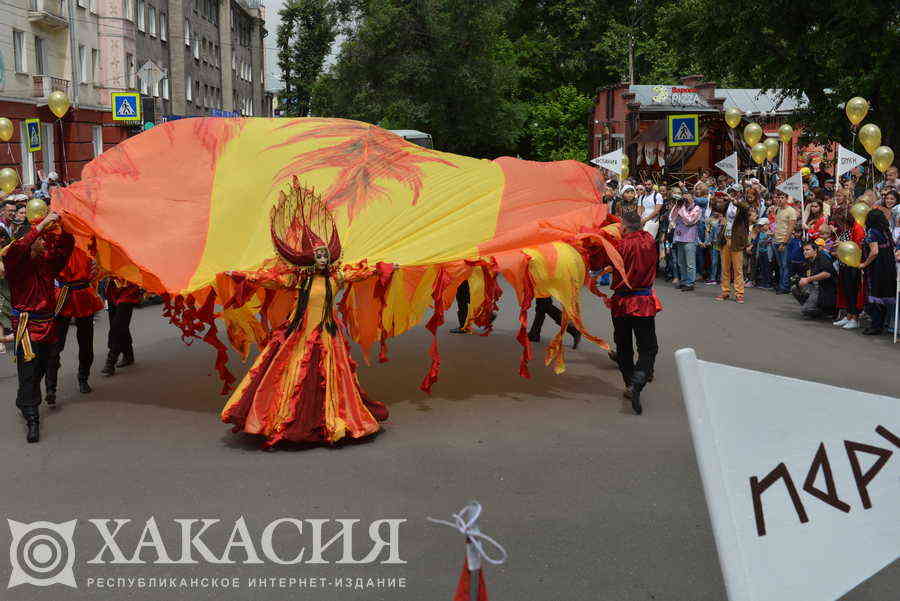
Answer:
[
  {"left": 24, "top": 119, "right": 41, "bottom": 152},
  {"left": 667, "top": 114, "right": 699, "bottom": 147},
  {"left": 111, "top": 92, "right": 142, "bottom": 121}
]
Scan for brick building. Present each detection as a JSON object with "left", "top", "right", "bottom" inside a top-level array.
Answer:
[{"left": 590, "top": 75, "right": 808, "bottom": 182}]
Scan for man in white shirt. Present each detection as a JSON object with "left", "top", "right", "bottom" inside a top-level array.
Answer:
[{"left": 639, "top": 185, "right": 664, "bottom": 238}]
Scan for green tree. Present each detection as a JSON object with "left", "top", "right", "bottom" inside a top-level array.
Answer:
[
  {"left": 527, "top": 85, "right": 594, "bottom": 162},
  {"left": 312, "top": 0, "right": 526, "bottom": 158},
  {"left": 658, "top": 0, "right": 900, "bottom": 146},
  {"left": 277, "top": 0, "right": 341, "bottom": 117}
]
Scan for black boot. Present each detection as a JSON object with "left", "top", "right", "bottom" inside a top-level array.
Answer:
[
  {"left": 26, "top": 417, "right": 40, "bottom": 443},
  {"left": 568, "top": 326, "right": 581, "bottom": 349},
  {"left": 629, "top": 371, "right": 648, "bottom": 416},
  {"left": 101, "top": 352, "right": 117, "bottom": 377},
  {"left": 45, "top": 391, "right": 56, "bottom": 407},
  {"left": 116, "top": 348, "right": 134, "bottom": 368},
  {"left": 78, "top": 376, "right": 92, "bottom": 394}
]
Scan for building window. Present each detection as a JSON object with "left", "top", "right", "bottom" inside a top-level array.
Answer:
[
  {"left": 186, "top": 75, "right": 192, "bottom": 102},
  {"left": 92, "top": 126, "right": 103, "bottom": 157},
  {"left": 42, "top": 123, "right": 55, "bottom": 175},
  {"left": 34, "top": 36, "right": 46, "bottom": 75},
  {"left": 123, "top": 0, "right": 132, "bottom": 21},
  {"left": 13, "top": 30, "right": 26, "bottom": 73},
  {"left": 149, "top": 6, "right": 157, "bottom": 37},
  {"left": 160, "top": 13, "right": 167, "bottom": 41},
  {"left": 125, "top": 53, "right": 134, "bottom": 88},
  {"left": 78, "top": 45, "right": 87, "bottom": 83},
  {"left": 185, "top": 20, "right": 191, "bottom": 46},
  {"left": 192, "top": 34, "right": 200, "bottom": 60},
  {"left": 90, "top": 0, "right": 97, "bottom": 13},
  {"left": 19, "top": 123, "right": 35, "bottom": 186},
  {"left": 137, "top": 0, "right": 145, "bottom": 31},
  {"left": 91, "top": 48, "right": 100, "bottom": 83}
]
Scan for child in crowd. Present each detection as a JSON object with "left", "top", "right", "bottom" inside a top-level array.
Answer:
[
  {"left": 754, "top": 219, "right": 773, "bottom": 289},
  {"left": 705, "top": 211, "right": 723, "bottom": 284}
]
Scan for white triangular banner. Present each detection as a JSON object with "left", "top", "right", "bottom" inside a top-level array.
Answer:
[
  {"left": 589, "top": 148, "right": 624, "bottom": 175},
  {"left": 836, "top": 144, "right": 867, "bottom": 179},
  {"left": 675, "top": 348, "right": 899, "bottom": 601},
  {"left": 776, "top": 172, "right": 803, "bottom": 202},
  {"left": 715, "top": 152, "right": 738, "bottom": 183}
]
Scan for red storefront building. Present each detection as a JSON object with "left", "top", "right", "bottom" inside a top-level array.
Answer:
[{"left": 590, "top": 75, "right": 809, "bottom": 183}]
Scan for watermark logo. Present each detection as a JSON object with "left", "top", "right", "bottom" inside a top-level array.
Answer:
[{"left": 8, "top": 519, "right": 77, "bottom": 588}]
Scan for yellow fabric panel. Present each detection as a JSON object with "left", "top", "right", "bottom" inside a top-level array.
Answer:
[
  {"left": 464, "top": 268, "right": 486, "bottom": 328},
  {"left": 189, "top": 119, "right": 504, "bottom": 294},
  {"left": 381, "top": 266, "right": 437, "bottom": 338}
]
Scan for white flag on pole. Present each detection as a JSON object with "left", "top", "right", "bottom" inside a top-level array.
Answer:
[
  {"left": 836, "top": 144, "right": 867, "bottom": 179},
  {"left": 675, "top": 348, "right": 899, "bottom": 601},
  {"left": 715, "top": 152, "right": 738, "bottom": 183},
  {"left": 776, "top": 172, "right": 803, "bottom": 202},
  {"left": 589, "top": 148, "right": 624, "bottom": 175}
]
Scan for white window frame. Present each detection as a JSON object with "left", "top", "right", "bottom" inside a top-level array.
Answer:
[
  {"left": 77, "top": 0, "right": 87, "bottom": 8},
  {"left": 160, "top": 13, "right": 167, "bottom": 41},
  {"left": 13, "top": 30, "right": 26, "bottom": 73},
  {"left": 148, "top": 6, "right": 157, "bottom": 37},
  {"left": 90, "top": 0, "right": 97, "bottom": 13},
  {"left": 92, "top": 125, "right": 103, "bottom": 157},
  {"left": 184, "top": 20, "right": 191, "bottom": 46},
  {"left": 137, "top": 0, "right": 145, "bottom": 31},
  {"left": 34, "top": 36, "right": 46, "bottom": 75},
  {"left": 91, "top": 48, "right": 100, "bottom": 84},
  {"left": 123, "top": 0, "right": 132, "bottom": 21},
  {"left": 42, "top": 122, "right": 55, "bottom": 175},
  {"left": 192, "top": 34, "right": 199, "bottom": 60},
  {"left": 162, "top": 77, "right": 170, "bottom": 99},
  {"left": 186, "top": 74, "right": 193, "bottom": 102},
  {"left": 19, "top": 122, "right": 35, "bottom": 186},
  {"left": 78, "top": 45, "right": 88, "bottom": 83}
]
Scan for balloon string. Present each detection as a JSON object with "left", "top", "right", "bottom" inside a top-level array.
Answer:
[{"left": 58, "top": 118, "right": 69, "bottom": 184}]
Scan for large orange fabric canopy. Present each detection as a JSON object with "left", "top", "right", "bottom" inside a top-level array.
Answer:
[{"left": 54, "top": 117, "right": 623, "bottom": 392}]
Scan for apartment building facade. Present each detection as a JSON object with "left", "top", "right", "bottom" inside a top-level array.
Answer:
[{"left": 0, "top": 0, "right": 266, "bottom": 182}]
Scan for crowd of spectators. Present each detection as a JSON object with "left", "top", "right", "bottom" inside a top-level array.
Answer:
[{"left": 604, "top": 165, "right": 900, "bottom": 337}]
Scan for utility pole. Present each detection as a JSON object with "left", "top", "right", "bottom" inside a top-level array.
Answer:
[
  {"left": 628, "top": 35, "right": 635, "bottom": 85},
  {"left": 67, "top": 0, "right": 79, "bottom": 107}
]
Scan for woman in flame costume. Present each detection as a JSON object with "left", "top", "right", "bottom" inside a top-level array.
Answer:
[
  {"left": 52, "top": 117, "right": 628, "bottom": 448},
  {"left": 221, "top": 182, "right": 388, "bottom": 446}
]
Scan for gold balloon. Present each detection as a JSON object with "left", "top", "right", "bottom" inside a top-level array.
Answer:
[
  {"left": 872, "top": 145, "right": 894, "bottom": 173},
  {"left": 750, "top": 142, "right": 767, "bottom": 165},
  {"left": 724, "top": 107, "right": 742, "bottom": 129},
  {"left": 835, "top": 241, "right": 862, "bottom": 268},
  {"left": 0, "top": 167, "right": 18, "bottom": 194},
  {"left": 763, "top": 137, "right": 779, "bottom": 160},
  {"left": 0, "top": 117, "right": 13, "bottom": 142},
  {"left": 858, "top": 124, "right": 881, "bottom": 155},
  {"left": 845, "top": 97, "right": 868, "bottom": 126},
  {"left": 47, "top": 90, "right": 70, "bottom": 119},
  {"left": 743, "top": 122, "right": 763, "bottom": 147},
  {"left": 777, "top": 123, "right": 794, "bottom": 144},
  {"left": 25, "top": 197, "right": 49, "bottom": 223},
  {"left": 850, "top": 202, "right": 870, "bottom": 226},
  {"left": 621, "top": 156, "right": 629, "bottom": 168},
  {"left": 620, "top": 165, "right": 629, "bottom": 179}
]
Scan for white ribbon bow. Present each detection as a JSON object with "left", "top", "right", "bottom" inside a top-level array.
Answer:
[{"left": 427, "top": 501, "right": 508, "bottom": 571}]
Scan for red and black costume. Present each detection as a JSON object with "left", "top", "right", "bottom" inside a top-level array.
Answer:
[
  {"left": 102, "top": 278, "right": 143, "bottom": 375},
  {"left": 45, "top": 247, "right": 104, "bottom": 397},
  {"left": 607, "top": 229, "right": 663, "bottom": 395},
  {"left": 2, "top": 227, "right": 73, "bottom": 421}
]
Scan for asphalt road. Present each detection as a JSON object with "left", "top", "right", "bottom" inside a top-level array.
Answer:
[{"left": 0, "top": 280, "right": 897, "bottom": 600}]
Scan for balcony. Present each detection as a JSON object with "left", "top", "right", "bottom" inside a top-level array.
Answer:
[
  {"left": 33, "top": 75, "right": 70, "bottom": 99},
  {"left": 28, "top": 0, "right": 69, "bottom": 30}
]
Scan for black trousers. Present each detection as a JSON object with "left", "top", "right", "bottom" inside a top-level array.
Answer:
[
  {"left": 612, "top": 315, "right": 658, "bottom": 386},
  {"left": 107, "top": 302, "right": 135, "bottom": 356},
  {"left": 45, "top": 316, "right": 94, "bottom": 392},
  {"left": 16, "top": 341, "right": 49, "bottom": 419},
  {"left": 529, "top": 297, "right": 578, "bottom": 337},
  {"left": 455, "top": 281, "right": 470, "bottom": 328},
  {"left": 839, "top": 265, "right": 861, "bottom": 315}
]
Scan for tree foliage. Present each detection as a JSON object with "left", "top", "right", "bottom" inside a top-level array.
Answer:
[{"left": 286, "top": 0, "right": 900, "bottom": 157}]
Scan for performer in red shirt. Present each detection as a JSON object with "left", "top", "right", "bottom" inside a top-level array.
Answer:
[
  {"left": 101, "top": 278, "right": 142, "bottom": 376},
  {"left": 606, "top": 211, "right": 663, "bottom": 415},
  {"left": 2, "top": 212, "right": 73, "bottom": 442},
  {"left": 45, "top": 247, "right": 105, "bottom": 400}
]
